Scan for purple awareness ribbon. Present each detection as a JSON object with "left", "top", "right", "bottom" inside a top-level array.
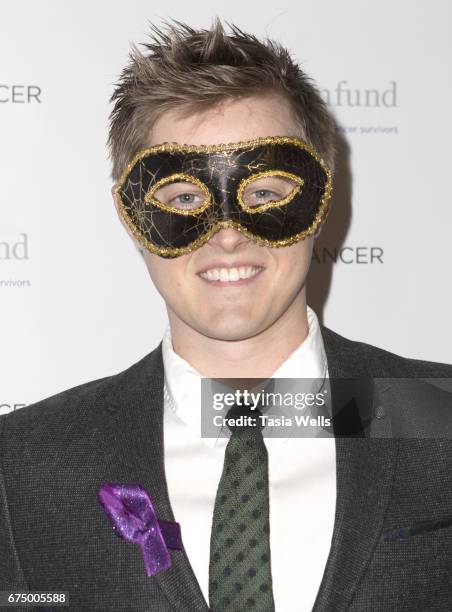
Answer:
[{"left": 98, "top": 482, "right": 183, "bottom": 577}]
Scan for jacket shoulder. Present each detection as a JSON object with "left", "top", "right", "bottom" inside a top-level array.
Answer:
[
  {"left": 0, "top": 345, "right": 162, "bottom": 456},
  {"left": 321, "top": 325, "right": 452, "bottom": 377},
  {"left": 0, "top": 373, "right": 113, "bottom": 436}
]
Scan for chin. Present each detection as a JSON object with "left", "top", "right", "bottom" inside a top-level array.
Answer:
[{"left": 196, "top": 316, "right": 269, "bottom": 342}]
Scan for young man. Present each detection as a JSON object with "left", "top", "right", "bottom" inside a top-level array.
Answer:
[{"left": 1, "top": 20, "right": 451, "bottom": 612}]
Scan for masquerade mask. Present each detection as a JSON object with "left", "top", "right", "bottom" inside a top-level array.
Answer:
[{"left": 115, "top": 136, "right": 333, "bottom": 258}]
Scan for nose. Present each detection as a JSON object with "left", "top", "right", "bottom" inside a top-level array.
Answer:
[{"left": 207, "top": 226, "right": 251, "bottom": 252}]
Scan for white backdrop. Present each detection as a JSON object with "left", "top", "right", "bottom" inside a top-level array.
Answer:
[{"left": 1, "top": 0, "right": 451, "bottom": 414}]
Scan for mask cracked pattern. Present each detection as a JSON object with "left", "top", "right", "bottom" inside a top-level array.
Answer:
[{"left": 115, "top": 136, "right": 333, "bottom": 258}]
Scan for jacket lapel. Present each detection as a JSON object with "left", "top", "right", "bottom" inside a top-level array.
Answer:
[
  {"left": 97, "top": 344, "right": 209, "bottom": 612},
  {"left": 94, "top": 325, "right": 398, "bottom": 611},
  {"left": 313, "top": 326, "right": 398, "bottom": 611}
]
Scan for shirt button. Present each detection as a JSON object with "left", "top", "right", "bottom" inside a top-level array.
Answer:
[{"left": 374, "top": 405, "right": 386, "bottom": 419}]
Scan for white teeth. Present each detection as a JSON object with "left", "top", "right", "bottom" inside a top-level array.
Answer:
[
  {"left": 219, "top": 268, "right": 229, "bottom": 282},
  {"left": 200, "top": 266, "right": 261, "bottom": 282}
]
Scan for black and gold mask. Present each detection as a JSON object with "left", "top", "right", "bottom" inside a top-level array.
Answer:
[{"left": 114, "top": 136, "right": 333, "bottom": 258}]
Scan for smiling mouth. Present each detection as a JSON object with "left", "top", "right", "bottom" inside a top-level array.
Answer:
[{"left": 198, "top": 265, "right": 264, "bottom": 283}]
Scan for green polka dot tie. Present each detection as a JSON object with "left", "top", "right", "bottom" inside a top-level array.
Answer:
[{"left": 208, "top": 406, "right": 275, "bottom": 611}]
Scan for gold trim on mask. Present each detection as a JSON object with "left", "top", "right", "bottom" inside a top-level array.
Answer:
[
  {"left": 115, "top": 136, "right": 331, "bottom": 189},
  {"left": 144, "top": 172, "right": 212, "bottom": 216},
  {"left": 116, "top": 197, "right": 332, "bottom": 258},
  {"left": 114, "top": 135, "right": 334, "bottom": 258},
  {"left": 236, "top": 170, "right": 304, "bottom": 214}
]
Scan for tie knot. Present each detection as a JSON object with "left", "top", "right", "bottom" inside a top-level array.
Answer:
[{"left": 225, "top": 402, "right": 263, "bottom": 435}]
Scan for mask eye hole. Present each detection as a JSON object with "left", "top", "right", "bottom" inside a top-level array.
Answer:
[
  {"left": 237, "top": 171, "right": 304, "bottom": 213},
  {"left": 145, "top": 173, "right": 211, "bottom": 215}
]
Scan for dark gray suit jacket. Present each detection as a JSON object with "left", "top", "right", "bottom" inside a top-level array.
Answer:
[{"left": 1, "top": 326, "right": 452, "bottom": 611}]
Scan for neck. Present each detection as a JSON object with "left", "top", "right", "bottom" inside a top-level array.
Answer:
[{"left": 167, "top": 291, "right": 310, "bottom": 378}]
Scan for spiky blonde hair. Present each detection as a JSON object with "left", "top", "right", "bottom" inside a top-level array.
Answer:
[{"left": 108, "top": 18, "right": 336, "bottom": 182}]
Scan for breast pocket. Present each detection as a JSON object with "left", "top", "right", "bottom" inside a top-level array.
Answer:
[
  {"left": 349, "top": 521, "right": 452, "bottom": 612},
  {"left": 382, "top": 515, "right": 452, "bottom": 542}
]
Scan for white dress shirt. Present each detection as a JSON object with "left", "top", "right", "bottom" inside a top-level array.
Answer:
[{"left": 162, "top": 306, "right": 336, "bottom": 611}]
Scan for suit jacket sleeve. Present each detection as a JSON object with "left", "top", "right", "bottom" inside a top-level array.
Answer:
[{"left": 0, "top": 414, "right": 29, "bottom": 590}]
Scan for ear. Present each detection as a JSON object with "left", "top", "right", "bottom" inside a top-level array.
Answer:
[
  {"left": 313, "top": 219, "right": 325, "bottom": 239},
  {"left": 111, "top": 185, "right": 145, "bottom": 256},
  {"left": 111, "top": 185, "right": 123, "bottom": 221},
  {"left": 112, "top": 185, "right": 131, "bottom": 234}
]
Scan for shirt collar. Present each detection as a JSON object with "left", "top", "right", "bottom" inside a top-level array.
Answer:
[{"left": 162, "top": 306, "right": 328, "bottom": 447}]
